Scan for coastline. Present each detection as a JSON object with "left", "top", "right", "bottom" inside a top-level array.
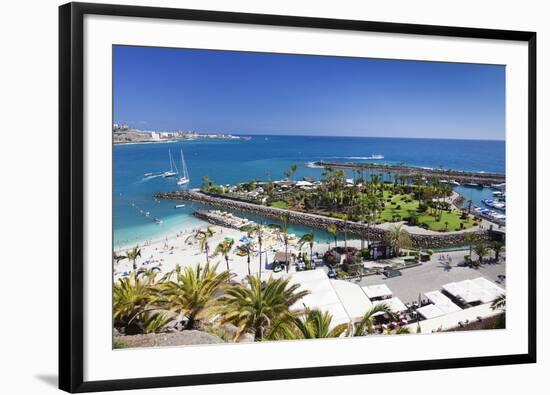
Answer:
[{"left": 155, "top": 189, "right": 493, "bottom": 248}]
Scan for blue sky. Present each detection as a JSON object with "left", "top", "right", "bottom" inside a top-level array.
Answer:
[{"left": 113, "top": 45, "right": 505, "bottom": 140}]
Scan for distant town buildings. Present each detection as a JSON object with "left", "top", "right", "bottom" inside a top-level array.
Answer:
[{"left": 112, "top": 124, "right": 247, "bottom": 144}]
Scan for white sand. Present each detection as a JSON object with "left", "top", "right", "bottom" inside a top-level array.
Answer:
[{"left": 113, "top": 225, "right": 337, "bottom": 282}]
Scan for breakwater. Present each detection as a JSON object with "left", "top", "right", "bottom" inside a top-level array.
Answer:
[
  {"left": 155, "top": 189, "right": 491, "bottom": 248},
  {"left": 313, "top": 161, "right": 505, "bottom": 186}
]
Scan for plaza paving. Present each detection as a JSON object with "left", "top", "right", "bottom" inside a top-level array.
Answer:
[{"left": 355, "top": 250, "right": 506, "bottom": 304}]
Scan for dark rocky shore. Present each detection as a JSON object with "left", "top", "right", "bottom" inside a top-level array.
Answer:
[{"left": 155, "top": 190, "right": 492, "bottom": 248}]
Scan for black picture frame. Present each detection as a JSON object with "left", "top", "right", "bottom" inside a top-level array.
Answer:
[{"left": 59, "top": 2, "right": 537, "bottom": 393}]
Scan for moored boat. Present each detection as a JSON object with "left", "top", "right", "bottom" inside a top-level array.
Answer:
[
  {"left": 162, "top": 149, "right": 178, "bottom": 178},
  {"left": 177, "top": 149, "right": 190, "bottom": 185}
]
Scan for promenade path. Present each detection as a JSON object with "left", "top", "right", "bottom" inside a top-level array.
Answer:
[{"left": 357, "top": 250, "right": 506, "bottom": 303}]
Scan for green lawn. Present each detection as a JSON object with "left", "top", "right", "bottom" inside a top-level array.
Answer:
[
  {"left": 267, "top": 190, "right": 475, "bottom": 232},
  {"left": 377, "top": 191, "right": 475, "bottom": 231},
  {"left": 269, "top": 200, "right": 290, "bottom": 209}
]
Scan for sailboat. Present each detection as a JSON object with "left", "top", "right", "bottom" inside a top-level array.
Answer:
[
  {"left": 177, "top": 149, "right": 190, "bottom": 185},
  {"left": 162, "top": 149, "right": 178, "bottom": 178}
]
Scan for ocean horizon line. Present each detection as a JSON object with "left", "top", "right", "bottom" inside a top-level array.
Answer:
[{"left": 228, "top": 133, "right": 505, "bottom": 142}]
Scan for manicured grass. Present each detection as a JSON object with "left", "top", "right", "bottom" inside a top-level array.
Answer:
[
  {"left": 269, "top": 200, "right": 290, "bottom": 209},
  {"left": 377, "top": 191, "right": 475, "bottom": 231}
]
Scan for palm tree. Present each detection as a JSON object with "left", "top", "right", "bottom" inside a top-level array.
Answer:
[
  {"left": 269, "top": 214, "right": 291, "bottom": 273},
  {"left": 354, "top": 304, "right": 396, "bottom": 336},
  {"left": 464, "top": 232, "right": 478, "bottom": 258},
  {"left": 236, "top": 243, "right": 254, "bottom": 275},
  {"left": 247, "top": 224, "right": 265, "bottom": 279},
  {"left": 158, "top": 263, "right": 232, "bottom": 330},
  {"left": 215, "top": 238, "right": 234, "bottom": 271},
  {"left": 136, "top": 267, "right": 161, "bottom": 282},
  {"left": 491, "top": 241, "right": 505, "bottom": 262},
  {"left": 327, "top": 224, "right": 338, "bottom": 248},
  {"left": 218, "top": 275, "right": 309, "bottom": 341},
  {"left": 298, "top": 233, "right": 315, "bottom": 262},
  {"left": 395, "top": 325, "right": 411, "bottom": 335},
  {"left": 385, "top": 224, "right": 412, "bottom": 257},
  {"left": 491, "top": 294, "right": 506, "bottom": 311},
  {"left": 284, "top": 164, "right": 298, "bottom": 181},
  {"left": 113, "top": 251, "right": 126, "bottom": 264},
  {"left": 473, "top": 243, "right": 489, "bottom": 266},
  {"left": 113, "top": 271, "right": 157, "bottom": 334},
  {"left": 119, "top": 246, "right": 141, "bottom": 271},
  {"left": 287, "top": 308, "right": 348, "bottom": 339},
  {"left": 201, "top": 175, "right": 213, "bottom": 191},
  {"left": 342, "top": 213, "right": 349, "bottom": 249},
  {"left": 142, "top": 311, "right": 173, "bottom": 334},
  {"left": 186, "top": 227, "right": 216, "bottom": 264}
]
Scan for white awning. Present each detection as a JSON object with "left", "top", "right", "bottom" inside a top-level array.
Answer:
[
  {"left": 408, "top": 303, "right": 501, "bottom": 334},
  {"left": 424, "top": 291, "right": 462, "bottom": 314},
  {"left": 330, "top": 279, "right": 373, "bottom": 319},
  {"left": 287, "top": 270, "right": 373, "bottom": 328},
  {"left": 417, "top": 304, "right": 445, "bottom": 319},
  {"left": 471, "top": 277, "right": 506, "bottom": 299},
  {"left": 373, "top": 297, "right": 407, "bottom": 313},
  {"left": 442, "top": 279, "right": 494, "bottom": 304},
  {"left": 362, "top": 284, "right": 393, "bottom": 300}
]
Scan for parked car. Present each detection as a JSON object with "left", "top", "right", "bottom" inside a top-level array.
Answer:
[{"left": 327, "top": 268, "right": 337, "bottom": 279}]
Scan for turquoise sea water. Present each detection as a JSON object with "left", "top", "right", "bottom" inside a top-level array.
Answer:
[{"left": 113, "top": 136, "right": 505, "bottom": 248}]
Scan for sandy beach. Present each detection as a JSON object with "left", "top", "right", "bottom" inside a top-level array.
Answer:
[
  {"left": 114, "top": 224, "right": 311, "bottom": 282},
  {"left": 113, "top": 221, "right": 379, "bottom": 282}
]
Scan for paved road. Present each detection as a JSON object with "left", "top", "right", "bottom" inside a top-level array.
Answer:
[{"left": 355, "top": 250, "right": 506, "bottom": 304}]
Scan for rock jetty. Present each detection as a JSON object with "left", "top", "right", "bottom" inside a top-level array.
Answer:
[
  {"left": 155, "top": 189, "right": 492, "bottom": 248},
  {"left": 313, "top": 161, "right": 505, "bottom": 186}
]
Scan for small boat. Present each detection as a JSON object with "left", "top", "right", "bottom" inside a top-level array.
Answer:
[
  {"left": 145, "top": 211, "right": 150, "bottom": 216},
  {"left": 370, "top": 154, "right": 384, "bottom": 160},
  {"left": 154, "top": 217, "right": 163, "bottom": 224},
  {"left": 144, "top": 172, "right": 153, "bottom": 177},
  {"left": 177, "top": 149, "right": 190, "bottom": 185},
  {"left": 450, "top": 180, "right": 460, "bottom": 186},
  {"left": 465, "top": 182, "right": 482, "bottom": 188},
  {"left": 162, "top": 149, "right": 178, "bottom": 178},
  {"left": 483, "top": 199, "right": 506, "bottom": 210},
  {"left": 175, "top": 204, "right": 186, "bottom": 209}
]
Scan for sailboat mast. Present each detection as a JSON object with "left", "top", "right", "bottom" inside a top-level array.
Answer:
[
  {"left": 169, "top": 150, "right": 173, "bottom": 172},
  {"left": 181, "top": 150, "right": 188, "bottom": 179}
]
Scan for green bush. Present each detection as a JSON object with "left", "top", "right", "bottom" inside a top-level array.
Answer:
[{"left": 113, "top": 339, "right": 129, "bottom": 349}]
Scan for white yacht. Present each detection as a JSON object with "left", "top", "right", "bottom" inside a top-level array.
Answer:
[
  {"left": 177, "top": 149, "right": 190, "bottom": 185},
  {"left": 162, "top": 149, "right": 178, "bottom": 178}
]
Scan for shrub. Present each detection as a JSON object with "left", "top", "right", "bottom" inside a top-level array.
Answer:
[{"left": 113, "top": 339, "right": 129, "bottom": 349}]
